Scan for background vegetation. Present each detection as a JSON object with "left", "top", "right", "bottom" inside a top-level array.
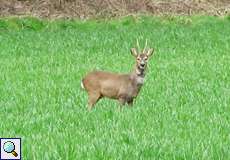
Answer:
[{"left": 0, "top": 0, "right": 230, "bottom": 18}]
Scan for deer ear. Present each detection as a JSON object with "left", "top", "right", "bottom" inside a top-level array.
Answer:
[
  {"left": 130, "top": 48, "right": 138, "bottom": 57},
  {"left": 147, "top": 48, "right": 154, "bottom": 57}
]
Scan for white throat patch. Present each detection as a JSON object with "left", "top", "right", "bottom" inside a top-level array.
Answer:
[
  {"left": 136, "top": 76, "right": 144, "bottom": 84},
  {"left": 136, "top": 68, "right": 141, "bottom": 75}
]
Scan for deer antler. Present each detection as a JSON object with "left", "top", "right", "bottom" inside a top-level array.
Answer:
[
  {"left": 136, "top": 38, "right": 141, "bottom": 53},
  {"left": 143, "top": 39, "right": 148, "bottom": 53}
]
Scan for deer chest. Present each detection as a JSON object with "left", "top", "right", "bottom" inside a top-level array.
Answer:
[{"left": 125, "top": 83, "right": 142, "bottom": 98}]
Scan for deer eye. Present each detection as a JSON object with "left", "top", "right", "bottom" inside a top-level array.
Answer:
[
  {"left": 137, "top": 58, "right": 141, "bottom": 61},
  {"left": 144, "top": 57, "right": 148, "bottom": 60}
]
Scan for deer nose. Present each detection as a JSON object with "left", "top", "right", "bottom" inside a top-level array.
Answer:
[{"left": 140, "top": 62, "right": 145, "bottom": 66}]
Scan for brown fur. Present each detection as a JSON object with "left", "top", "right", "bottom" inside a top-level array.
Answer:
[{"left": 82, "top": 47, "right": 154, "bottom": 110}]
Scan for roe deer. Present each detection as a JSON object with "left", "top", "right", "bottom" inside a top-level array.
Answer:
[{"left": 81, "top": 40, "right": 154, "bottom": 110}]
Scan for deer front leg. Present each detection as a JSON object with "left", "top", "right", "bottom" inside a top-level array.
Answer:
[
  {"left": 117, "top": 96, "right": 127, "bottom": 111},
  {"left": 127, "top": 98, "right": 134, "bottom": 106},
  {"left": 118, "top": 93, "right": 129, "bottom": 105},
  {"left": 118, "top": 97, "right": 126, "bottom": 105}
]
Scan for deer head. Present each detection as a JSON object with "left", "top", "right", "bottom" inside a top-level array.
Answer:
[{"left": 130, "top": 39, "right": 154, "bottom": 74}]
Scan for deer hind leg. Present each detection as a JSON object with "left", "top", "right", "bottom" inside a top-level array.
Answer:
[{"left": 88, "top": 91, "right": 101, "bottom": 110}]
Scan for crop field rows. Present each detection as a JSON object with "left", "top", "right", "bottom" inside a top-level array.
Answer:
[{"left": 0, "top": 16, "right": 230, "bottom": 159}]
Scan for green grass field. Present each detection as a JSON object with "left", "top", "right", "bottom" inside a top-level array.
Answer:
[{"left": 0, "top": 16, "right": 230, "bottom": 159}]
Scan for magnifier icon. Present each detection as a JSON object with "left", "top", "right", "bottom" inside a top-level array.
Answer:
[{"left": 3, "top": 141, "right": 18, "bottom": 157}]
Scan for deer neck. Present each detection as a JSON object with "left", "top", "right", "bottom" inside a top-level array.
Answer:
[{"left": 131, "top": 66, "right": 145, "bottom": 85}]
